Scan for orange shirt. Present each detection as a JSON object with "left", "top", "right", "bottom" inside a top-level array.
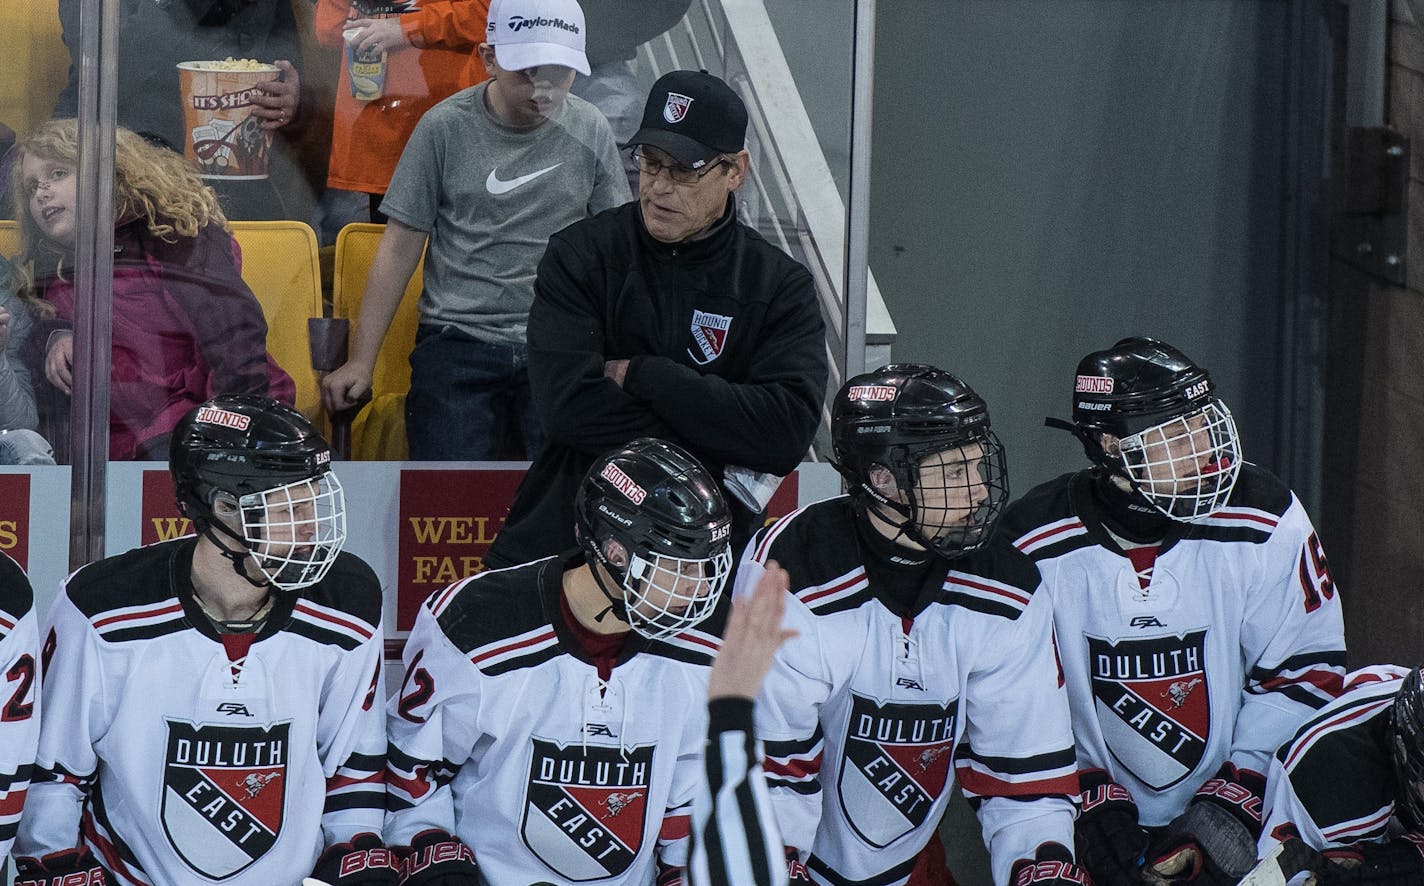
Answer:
[{"left": 315, "top": 0, "right": 491, "bottom": 194}]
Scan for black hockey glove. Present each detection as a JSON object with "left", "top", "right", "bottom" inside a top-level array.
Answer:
[
  {"left": 1008, "top": 842, "right": 1092, "bottom": 886},
  {"left": 310, "top": 832, "right": 400, "bottom": 885},
  {"left": 1312, "top": 834, "right": 1424, "bottom": 885},
  {"left": 1073, "top": 768, "right": 1147, "bottom": 885},
  {"left": 394, "top": 829, "right": 479, "bottom": 886},
  {"left": 1143, "top": 762, "right": 1266, "bottom": 884},
  {"left": 14, "top": 847, "right": 111, "bottom": 886}
]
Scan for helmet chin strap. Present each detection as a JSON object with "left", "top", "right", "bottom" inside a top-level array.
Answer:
[
  {"left": 198, "top": 518, "right": 271, "bottom": 589},
  {"left": 586, "top": 546, "right": 631, "bottom": 626}
]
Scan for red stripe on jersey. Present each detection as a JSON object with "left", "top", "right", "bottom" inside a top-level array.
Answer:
[
  {"left": 1015, "top": 520, "right": 1084, "bottom": 552},
  {"left": 429, "top": 578, "right": 469, "bottom": 617},
  {"left": 327, "top": 771, "right": 383, "bottom": 792},
  {"left": 1323, "top": 805, "right": 1394, "bottom": 841},
  {"left": 0, "top": 615, "right": 14, "bottom": 633},
  {"left": 93, "top": 601, "right": 183, "bottom": 630},
  {"left": 801, "top": 571, "right": 864, "bottom": 606},
  {"left": 294, "top": 602, "right": 373, "bottom": 640},
  {"left": 659, "top": 813, "right": 691, "bottom": 842},
  {"left": 672, "top": 631, "right": 719, "bottom": 653},
  {"left": 471, "top": 629, "right": 556, "bottom": 666},
  {"left": 1256, "top": 667, "right": 1344, "bottom": 698},
  {"left": 763, "top": 752, "right": 823, "bottom": 780},
  {"left": 82, "top": 809, "right": 151, "bottom": 886},
  {"left": 385, "top": 765, "right": 434, "bottom": 800},
  {"left": 1212, "top": 510, "right": 1279, "bottom": 528},
  {"left": 945, "top": 575, "right": 1030, "bottom": 607},
  {"left": 956, "top": 767, "right": 1078, "bottom": 799},
  {"left": 1284, "top": 699, "right": 1391, "bottom": 771},
  {"left": 0, "top": 787, "right": 25, "bottom": 817},
  {"left": 754, "top": 511, "right": 799, "bottom": 563}
]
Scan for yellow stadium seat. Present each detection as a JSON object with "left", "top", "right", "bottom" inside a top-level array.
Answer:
[
  {"left": 0, "top": 220, "right": 15, "bottom": 259},
  {"left": 228, "top": 220, "right": 324, "bottom": 430},
  {"left": 332, "top": 222, "right": 424, "bottom": 461}
]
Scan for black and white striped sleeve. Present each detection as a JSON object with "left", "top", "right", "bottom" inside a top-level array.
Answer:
[{"left": 687, "top": 698, "right": 788, "bottom": 886}]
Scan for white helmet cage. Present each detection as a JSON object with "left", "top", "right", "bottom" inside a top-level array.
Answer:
[
  {"left": 1113, "top": 399, "right": 1241, "bottom": 522},
  {"left": 620, "top": 545, "right": 734, "bottom": 640},
  {"left": 230, "top": 471, "right": 347, "bottom": 591}
]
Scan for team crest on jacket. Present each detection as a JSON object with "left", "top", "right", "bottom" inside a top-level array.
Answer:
[
  {"left": 687, "top": 309, "right": 733, "bottom": 365},
  {"left": 662, "top": 92, "right": 693, "bottom": 123},
  {"left": 522, "top": 738, "right": 654, "bottom": 880},
  {"left": 161, "top": 719, "right": 289, "bottom": 878},
  {"left": 837, "top": 694, "right": 957, "bottom": 848},
  {"left": 1088, "top": 631, "right": 1210, "bottom": 790}
]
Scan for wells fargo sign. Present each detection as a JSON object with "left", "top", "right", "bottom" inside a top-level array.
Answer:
[
  {"left": 0, "top": 474, "right": 30, "bottom": 570},
  {"left": 142, "top": 470, "right": 192, "bottom": 545}
]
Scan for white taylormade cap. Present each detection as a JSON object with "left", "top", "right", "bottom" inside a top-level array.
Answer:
[{"left": 487, "top": 0, "right": 590, "bottom": 76}]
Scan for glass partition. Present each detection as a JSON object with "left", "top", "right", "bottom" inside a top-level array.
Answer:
[{"left": 4, "top": 0, "right": 870, "bottom": 615}]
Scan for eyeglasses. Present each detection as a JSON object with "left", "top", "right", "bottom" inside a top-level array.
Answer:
[{"left": 632, "top": 146, "right": 730, "bottom": 184}]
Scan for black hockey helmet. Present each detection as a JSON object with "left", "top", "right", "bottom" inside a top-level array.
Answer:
[
  {"left": 831, "top": 363, "right": 1008, "bottom": 558},
  {"left": 1048, "top": 337, "right": 1241, "bottom": 521},
  {"left": 574, "top": 438, "right": 733, "bottom": 639},
  {"left": 171, "top": 394, "right": 345, "bottom": 590},
  {"left": 1391, "top": 667, "right": 1424, "bottom": 829}
]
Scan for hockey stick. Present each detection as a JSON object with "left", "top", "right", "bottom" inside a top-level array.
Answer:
[{"left": 1237, "top": 840, "right": 1319, "bottom": 886}]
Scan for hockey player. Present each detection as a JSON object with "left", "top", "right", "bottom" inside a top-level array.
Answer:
[
  {"left": 0, "top": 551, "right": 39, "bottom": 861},
  {"left": 1255, "top": 665, "right": 1424, "bottom": 885},
  {"left": 15, "top": 394, "right": 393, "bottom": 886},
  {"left": 386, "top": 437, "right": 737, "bottom": 885},
  {"left": 741, "top": 363, "right": 1087, "bottom": 886},
  {"left": 998, "top": 337, "right": 1347, "bottom": 885}
]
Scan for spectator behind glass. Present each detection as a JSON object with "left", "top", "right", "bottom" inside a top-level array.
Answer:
[
  {"left": 53, "top": 0, "right": 305, "bottom": 221},
  {"left": 483, "top": 69, "right": 829, "bottom": 570},
  {"left": 320, "top": 0, "right": 630, "bottom": 461},
  {"left": 0, "top": 256, "right": 54, "bottom": 465},
  {"left": 313, "top": 0, "right": 490, "bottom": 222},
  {"left": 571, "top": 0, "right": 692, "bottom": 192},
  {"left": 10, "top": 120, "right": 296, "bottom": 462}
]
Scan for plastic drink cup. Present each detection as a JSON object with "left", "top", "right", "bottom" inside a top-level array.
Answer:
[
  {"left": 344, "top": 30, "right": 388, "bottom": 101},
  {"left": 176, "top": 59, "right": 278, "bottom": 179}
]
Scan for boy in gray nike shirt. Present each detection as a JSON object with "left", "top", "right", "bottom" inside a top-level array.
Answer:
[{"left": 321, "top": 0, "right": 630, "bottom": 461}]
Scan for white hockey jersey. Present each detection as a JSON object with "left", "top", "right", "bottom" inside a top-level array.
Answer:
[
  {"left": 16, "top": 539, "right": 388, "bottom": 886},
  {"left": 0, "top": 552, "right": 40, "bottom": 862},
  {"left": 1259, "top": 665, "right": 1413, "bottom": 857},
  {"left": 1001, "top": 466, "right": 1347, "bottom": 826},
  {"left": 386, "top": 553, "right": 721, "bottom": 885},
  {"left": 741, "top": 496, "right": 1078, "bottom": 886}
]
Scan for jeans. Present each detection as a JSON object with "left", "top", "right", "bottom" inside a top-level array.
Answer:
[
  {"left": 405, "top": 326, "right": 545, "bottom": 461},
  {"left": 0, "top": 429, "right": 55, "bottom": 465}
]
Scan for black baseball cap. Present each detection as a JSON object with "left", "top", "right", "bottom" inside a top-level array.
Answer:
[{"left": 628, "top": 70, "right": 748, "bottom": 169}]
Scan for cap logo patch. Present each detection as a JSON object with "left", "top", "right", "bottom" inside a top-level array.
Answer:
[
  {"left": 600, "top": 463, "right": 647, "bottom": 504},
  {"left": 663, "top": 92, "right": 693, "bottom": 124},
  {"left": 848, "top": 385, "right": 898, "bottom": 402},
  {"left": 1076, "top": 375, "right": 1115, "bottom": 394},
  {"left": 506, "top": 15, "right": 580, "bottom": 35},
  {"left": 195, "top": 406, "right": 251, "bottom": 430}
]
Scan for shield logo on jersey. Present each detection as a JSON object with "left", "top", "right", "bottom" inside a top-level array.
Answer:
[
  {"left": 161, "top": 719, "right": 289, "bottom": 878},
  {"left": 687, "top": 310, "right": 733, "bottom": 365},
  {"left": 1088, "top": 631, "right": 1210, "bottom": 790},
  {"left": 836, "top": 694, "right": 957, "bottom": 848},
  {"left": 662, "top": 92, "right": 693, "bottom": 124},
  {"left": 522, "top": 738, "right": 654, "bottom": 880}
]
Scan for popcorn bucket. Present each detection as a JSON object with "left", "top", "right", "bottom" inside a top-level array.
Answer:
[{"left": 176, "top": 60, "right": 278, "bottom": 179}]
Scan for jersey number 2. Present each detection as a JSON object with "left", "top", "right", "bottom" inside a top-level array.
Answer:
[{"left": 2, "top": 654, "right": 35, "bottom": 722}]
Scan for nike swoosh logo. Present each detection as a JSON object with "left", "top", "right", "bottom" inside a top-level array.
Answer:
[{"left": 486, "top": 163, "right": 563, "bottom": 195}]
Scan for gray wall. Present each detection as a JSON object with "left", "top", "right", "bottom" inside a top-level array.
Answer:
[{"left": 865, "top": 0, "right": 1296, "bottom": 496}]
